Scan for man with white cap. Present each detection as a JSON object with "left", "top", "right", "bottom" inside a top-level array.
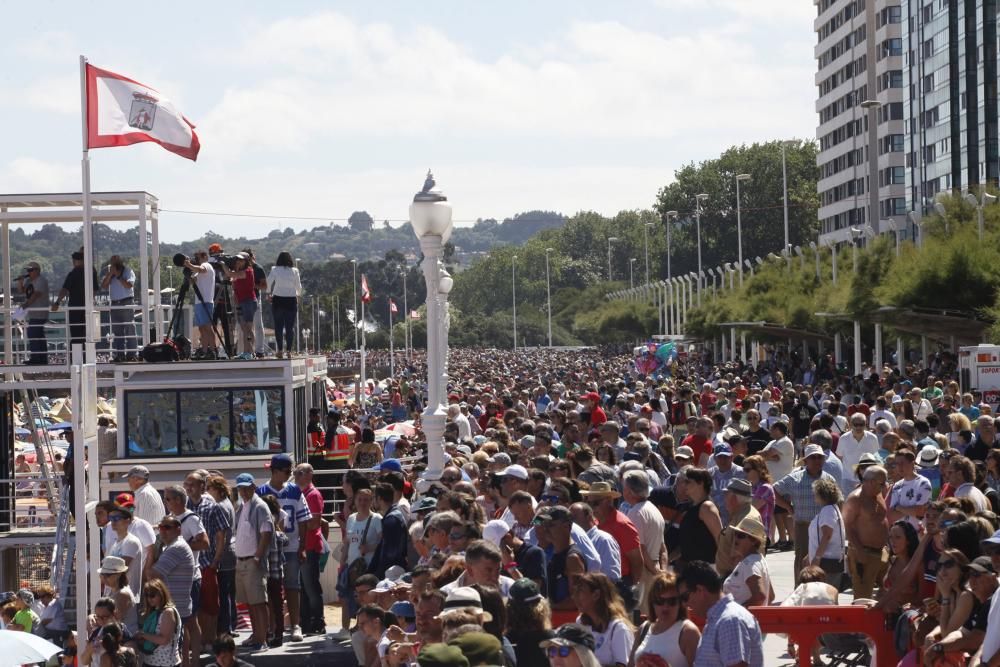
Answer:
[
  {"left": 497, "top": 465, "right": 533, "bottom": 527},
  {"left": 481, "top": 519, "right": 547, "bottom": 594},
  {"left": 773, "top": 444, "right": 836, "bottom": 586},
  {"left": 127, "top": 465, "right": 167, "bottom": 528}
]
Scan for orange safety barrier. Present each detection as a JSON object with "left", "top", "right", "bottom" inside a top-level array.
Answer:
[
  {"left": 551, "top": 610, "right": 579, "bottom": 628},
  {"left": 750, "top": 605, "right": 895, "bottom": 667}
]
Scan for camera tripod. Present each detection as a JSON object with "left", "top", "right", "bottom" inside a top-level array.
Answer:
[
  {"left": 167, "top": 271, "right": 226, "bottom": 359},
  {"left": 211, "top": 277, "right": 237, "bottom": 358}
]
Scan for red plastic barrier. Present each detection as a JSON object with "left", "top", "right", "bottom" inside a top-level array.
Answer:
[
  {"left": 551, "top": 610, "right": 579, "bottom": 628},
  {"left": 750, "top": 605, "right": 895, "bottom": 667}
]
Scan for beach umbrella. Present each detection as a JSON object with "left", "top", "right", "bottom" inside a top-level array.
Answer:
[
  {"left": 48, "top": 422, "right": 73, "bottom": 431},
  {"left": 0, "top": 628, "right": 63, "bottom": 663}
]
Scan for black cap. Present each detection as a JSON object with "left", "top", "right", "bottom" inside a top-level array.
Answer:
[
  {"left": 544, "top": 623, "right": 595, "bottom": 652},
  {"left": 968, "top": 555, "right": 997, "bottom": 576}
]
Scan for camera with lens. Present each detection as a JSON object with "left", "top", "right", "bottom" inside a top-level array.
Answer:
[{"left": 172, "top": 252, "right": 194, "bottom": 278}]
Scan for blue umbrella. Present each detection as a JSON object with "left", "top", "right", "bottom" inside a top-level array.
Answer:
[
  {"left": 14, "top": 427, "right": 30, "bottom": 437},
  {"left": 48, "top": 422, "right": 73, "bottom": 431}
]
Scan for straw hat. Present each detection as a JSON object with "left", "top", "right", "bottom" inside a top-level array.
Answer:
[{"left": 732, "top": 516, "right": 767, "bottom": 547}]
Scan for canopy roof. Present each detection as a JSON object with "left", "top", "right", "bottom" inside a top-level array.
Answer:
[{"left": 717, "top": 321, "right": 834, "bottom": 342}]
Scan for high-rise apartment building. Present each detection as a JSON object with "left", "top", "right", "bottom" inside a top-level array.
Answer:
[
  {"left": 815, "top": 0, "right": 906, "bottom": 244},
  {"left": 902, "top": 0, "right": 998, "bottom": 215}
]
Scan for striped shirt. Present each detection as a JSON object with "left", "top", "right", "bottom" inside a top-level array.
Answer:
[{"left": 153, "top": 539, "right": 197, "bottom": 618}]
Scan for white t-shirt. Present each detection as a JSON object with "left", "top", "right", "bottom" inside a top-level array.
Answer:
[
  {"left": 194, "top": 261, "right": 216, "bottom": 303},
  {"left": 835, "top": 431, "right": 880, "bottom": 484},
  {"left": 808, "top": 505, "right": 845, "bottom": 561},
  {"left": 888, "top": 475, "right": 933, "bottom": 529},
  {"left": 762, "top": 437, "right": 795, "bottom": 481},
  {"left": 345, "top": 512, "right": 383, "bottom": 564},
  {"left": 627, "top": 500, "right": 665, "bottom": 564},
  {"left": 723, "top": 552, "right": 772, "bottom": 605},
  {"left": 581, "top": 617, "right": 633, "bottom": 667},
  {"left": 980, "top": 589, "right": 1000, "bottom": 666},
  {"left": 109, "top": 532, "right": 144, "bottom": 596}
]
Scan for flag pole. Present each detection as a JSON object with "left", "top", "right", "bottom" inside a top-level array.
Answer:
[
  {"left": 389, "top": 300, "right": 394, "bottom": 379},
  {"left": 75, "top": 51, "right": 93, "bottom": 635}
]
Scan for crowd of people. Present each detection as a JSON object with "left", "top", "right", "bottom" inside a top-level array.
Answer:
[
  {"left": 11, "top": 345, "right": 1000, "bottom": 667},
  {"left": 303, "top": 348, "right": 1000, "bottom": 667}
]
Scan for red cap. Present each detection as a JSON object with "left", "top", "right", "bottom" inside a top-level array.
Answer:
[
  {"left": 582, "top": 392, "right": 601, "bottom": 403},
  {"left": 208, "top": 243, "right": 223, "bottom": 254},
  {"left": 115, "top": 492, "right": 135, "bottom": 509}
]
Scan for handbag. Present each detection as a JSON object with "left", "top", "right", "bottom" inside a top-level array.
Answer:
[{"left": 346, "top": 515, "right": 373, "bottom": 587}]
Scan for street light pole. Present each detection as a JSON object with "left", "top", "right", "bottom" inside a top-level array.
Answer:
[
  {"left": 409, "top": 170, "right": 454, "bottom": 480},
  {"left": 665, "top": 211, "right": 678, "bottom": 284},
  {"left": 629, "top": 258, "right": 636, "bottom": 289},
  {"left": 695, "top": 195, "right": 708, "bottom": 304},
  {"left": 964, "top": 190, "right": 998, "bottom": 240},
  {"left": 781, "top": 141, "right": 793, "bottom": 268},
  {"left": 643, "top": 222, "right": 654, "bottom": 285},
  {"left": 545, "top": 248, "right": 554, "bottom": 347},
  {"left": 512, "top": 255, "right": 518, "bottom": 351},
  {"left": 735, "top": 174, "right": 751, "bottom": 286},
  {"left": 607, "top": 237, "right": 618, "bottom": 281},
  {"left": 401, "top": 267, "right": 409, "bottom": 359}
]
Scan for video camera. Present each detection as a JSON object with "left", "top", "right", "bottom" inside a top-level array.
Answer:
[{"left": 172, "top": 253, "right": 194, "bottom": 278}]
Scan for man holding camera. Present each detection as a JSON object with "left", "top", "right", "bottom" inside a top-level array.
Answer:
[
  {"left": 244, "top": 249, "right": 270, "bottom": 357},
  {"left": 183, "top": 250, "right": 217, "bottom": 359},
  {"left": 99, "top": 255, "right": 136, "bottom": 361},
  {"left": 17, "top": 261, "right": 49, "bottom": 365},
  {"left": 222, "top": 252, "right": 257, "bottom": 359}
]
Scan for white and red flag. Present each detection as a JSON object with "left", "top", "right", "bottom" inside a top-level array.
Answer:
[
  {"left": 85, "top": 63, "right": 200, "bottom": 161},
  {"left": 410, "top": 310, "right": 420, "bottom": 319},
  {"left": 361, "top": 275, "right": 372, "bottom": 304},
  {"left": 389, "top": 300, "right": 398, "bottom": 314}
]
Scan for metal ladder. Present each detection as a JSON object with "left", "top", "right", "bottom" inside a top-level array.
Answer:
[{"left": 15, "top": 378, "right": 61, "bottom": 515}]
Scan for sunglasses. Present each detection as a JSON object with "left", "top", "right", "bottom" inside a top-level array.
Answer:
[
  {"left": 144, "top": 591, "right": 160, "bottom": 598},
  {"left": 158, "top": 524, "right": 178, "bottom": 531},
  {"left": 653, "top": 596, "right": 680, "bottom": 606},
  {"left": 547, "top": 646, "right": 572, "bottom": 658},
  {"left": 448, "top": 532, "right": 466, "bottom": 541},
  {"left": 541, "top": 494, "right": 563, "bottom": 503},
  {"left": 109, "top": 515, "right": 127, "bottom": 522}
]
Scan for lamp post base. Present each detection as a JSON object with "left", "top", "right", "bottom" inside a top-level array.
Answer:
[{"left": 421, "top": 404, "right": 448, "bottom": 481}]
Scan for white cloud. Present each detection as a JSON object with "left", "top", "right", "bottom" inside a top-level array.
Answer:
[
  {"left": 198, "top": 11, "right": 815, "bottom": 159},
  {"left": 0, "top": 158, "right": 78, "bottom": 193},
  {"left": 21, "top": 76, "right": 79, "bottom": 114}
]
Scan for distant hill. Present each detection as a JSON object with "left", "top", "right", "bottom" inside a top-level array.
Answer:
[{"left": 8, "top": 210, "right": 567, "bottom": 278}]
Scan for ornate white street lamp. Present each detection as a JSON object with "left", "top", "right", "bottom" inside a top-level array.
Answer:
[{"left": 409, "top": 170, "right": 453, "bottom": 480}]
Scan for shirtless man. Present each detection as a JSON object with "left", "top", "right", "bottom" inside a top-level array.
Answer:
[{"left": 843, "top": 465, "right": 889, "bottom": 599}]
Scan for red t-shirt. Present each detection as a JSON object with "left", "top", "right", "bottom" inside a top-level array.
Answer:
[
  {"left": 681, "top": 434, "right": 713, "bottom": 463},
  {"left": 590, "top": 406, "right": 608, "bottom": 427},
  {"left": 301, "top": 484, "right": 324, "bottom": 552},
  {"left": 232, "top": 267, "right": 256, "bottom": 303},
  {"left": 599, "top": 510, "right": 641, "bottom": 578}
]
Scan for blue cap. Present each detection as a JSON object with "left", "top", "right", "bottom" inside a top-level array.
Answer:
[
  {"left": 622, "top": 451, "right": 643, "bottom": 462},
  {"left": 375, "top": 459, "right": 403, "bottom": 473},
  {"left": 713, "top": 443, "right": 733, "bottom": 457},
  {"left": 390, "top": 600, "right": 415, "bottom": 618},
  {"left": 269, "top": 453, "right": 293, "bottom": 470},
  {"left": 235, "top": 473, "right": 255, "bottom": 487}
]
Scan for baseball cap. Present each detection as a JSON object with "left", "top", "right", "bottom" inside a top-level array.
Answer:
[
  {"left": 968, "top": 556, "right": 996, "bottom": 576},
  {"left": 269, "top": 453, "right": 293, "bottom": 470},
  {"left": 235, "top": 473, "right": 255, "bottom": 487},
  {"left": 127, "top": 465, "right": 150, "bottom": 479},
  {"left": 534, "top": 505, "right": 571, "bottom": 525},
  {"left": 540, "top": 623, "right": 596, "bottom": 652},
  {"left": 416, "top": 644, "right": 469, "bottom": 667},
  {"left": 373, "top": 459, "right": 403, "bottom": 473},
  {"left": 447, "top": 632, "right": 503, "bottom": 666},
  {"left": 489, "top": 452, "right": 512, "bottom": 467},
  {"left": 674, "top": 445, "right": 695, "bottom": 460},
  {"left": 208, "top": 243, "right": 223, "bottom": 253},
  {"left": 802, "top": 444, "right": 825, "bottom": 459},
  {"left": 509, "top": 578, "right": 543, "bottom": 605},
  {"left": 582, "top": 391, "right": 601, "bottom": 403},
  {"left": 482, "top": 519, "right": 511, "bottom": 547},
  {"left": 114, "top": 492, "right": 135, "bottom": 509},
  {"left": 389, "top": 600, "right": 415, "bottom": 618},
  {"left": 498, "top": 464, "right": 528, "bottom": 480},
  {"left": 713, "top": 443, "right": 733, "bottom": 458}
]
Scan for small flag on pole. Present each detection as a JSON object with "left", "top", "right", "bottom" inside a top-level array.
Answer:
[
  {"left": 85, "top": 63, "right": 200, "bottom": 161},
  {"left": 410, "top": 310, "right": 420, "bottom": 319},
  {"left": 389, "top": 300, "right": 398, "bottom": 314},
  {"left": 361, "top": 275, "right": 372, "bottom": 304}
]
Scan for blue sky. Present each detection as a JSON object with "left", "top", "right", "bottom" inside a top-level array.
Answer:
[{"left": 0, "top": 1, "right": 817, "bottom": 241}]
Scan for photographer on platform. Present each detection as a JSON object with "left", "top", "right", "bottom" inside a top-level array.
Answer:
[
  {"left": 244, "top": 248, "right": 270, "bottom": 357},
  {"left": 53, "top": 249, "right": 97, "bottom": 354},
  {"left": 221, "top": 252, "right": 257, "bottom": 359},
  {"left": 99, "top": 254, "right": 136, "bottom": 361},
  {"left": 183, "top": 250, "right": 217, "bottom": 360}
]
